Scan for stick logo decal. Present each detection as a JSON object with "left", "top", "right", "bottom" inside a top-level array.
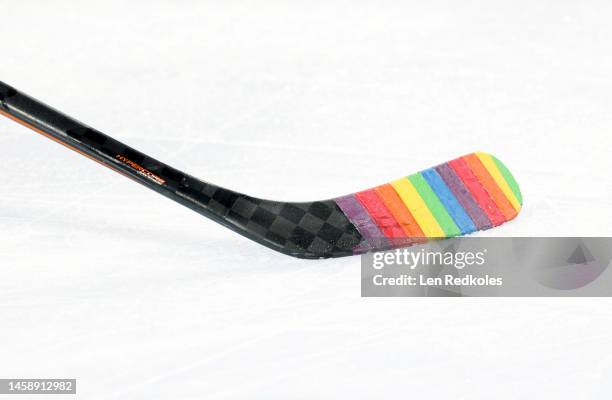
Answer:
[{"left": 115, "top": 154, "right": 166, "bottom": 185}]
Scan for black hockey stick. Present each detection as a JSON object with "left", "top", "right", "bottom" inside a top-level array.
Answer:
[{"left": 0, "top": 81, "right": 522, "bottom": 258}]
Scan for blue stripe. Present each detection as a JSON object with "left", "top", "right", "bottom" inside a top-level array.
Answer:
[{"left": 421, "top": 168, "right": 476, "bottom": 234}]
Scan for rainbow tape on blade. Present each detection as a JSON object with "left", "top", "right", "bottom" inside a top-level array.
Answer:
[{"left": 334, "top": 152, "right": 522, "bottom": 253}]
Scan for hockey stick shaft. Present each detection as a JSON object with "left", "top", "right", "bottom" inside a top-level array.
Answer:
[
  {"left": 0, "top": 81, "right": 364, "bottom": 259},
  {"left": 0, "top": 81, "right": 238, "bottom": 232},
  {"left": 1, "top": 83, "right": 177, "bottom": 186}
]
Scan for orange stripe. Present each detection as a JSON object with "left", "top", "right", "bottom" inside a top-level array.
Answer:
[
  {"left": 0, "top": 109, "right": 130, "bottom": 179},
  {"left": 462, "top": 154, "right": 517, "bottom": 221},
  {"left": 374, "top": 184, "right": 426, "bottom": 241}
]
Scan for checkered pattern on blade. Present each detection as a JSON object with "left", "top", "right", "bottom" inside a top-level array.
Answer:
[
  {"left": 230, "top": 199, "right": 361, "bottom": 258},
  {"left": 64, "top": 127, "right": 363, "bottom": 257},
  {"left": 176, "top": 180, "right": 362, "bottom": 257}
]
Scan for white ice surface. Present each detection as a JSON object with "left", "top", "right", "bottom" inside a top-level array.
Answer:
[{"left": 1, "top": 1, "right": 612, "bottom": 398}]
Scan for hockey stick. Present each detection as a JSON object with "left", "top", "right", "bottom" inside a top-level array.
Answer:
[{"left": 0, "top": 81, "right": 522, "bottom": 258}]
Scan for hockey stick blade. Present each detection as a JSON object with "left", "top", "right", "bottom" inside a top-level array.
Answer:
[{"left": 0, "top": 81, "right": 522, "bottom": 258}]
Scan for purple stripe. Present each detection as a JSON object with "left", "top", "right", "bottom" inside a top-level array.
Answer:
[
  {"left": 435, "top": 163, "right": 492, "bottom": 230},
  {"left": 335, "top": 195, "right": 389, "bottom": 252}
]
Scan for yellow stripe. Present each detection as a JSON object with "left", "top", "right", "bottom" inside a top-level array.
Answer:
[
  {"left": 390, "top": 177, "right": 445, "bottom": 238},
  {"left": 475, "top": 152, "right": 521, "bottom": 212}
]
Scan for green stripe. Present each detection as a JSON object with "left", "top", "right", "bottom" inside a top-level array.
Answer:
[
  {"left": 408, "top": 173, "right": 461, "bottom": 237},
  {"left": 492, "top": 156, "right": 522, "bottom": 205}
]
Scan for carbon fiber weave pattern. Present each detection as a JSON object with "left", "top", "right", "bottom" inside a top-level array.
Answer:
[{"left": 0, "top": 81, "right": 362, "bottom": 258}]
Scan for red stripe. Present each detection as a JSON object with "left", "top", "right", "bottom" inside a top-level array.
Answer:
[
  {"left": 448, "top": 157, "right": 506, "bottom": 226},
  {"left": 355, "top": 189, "right": 406, "bottom": 239}
]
